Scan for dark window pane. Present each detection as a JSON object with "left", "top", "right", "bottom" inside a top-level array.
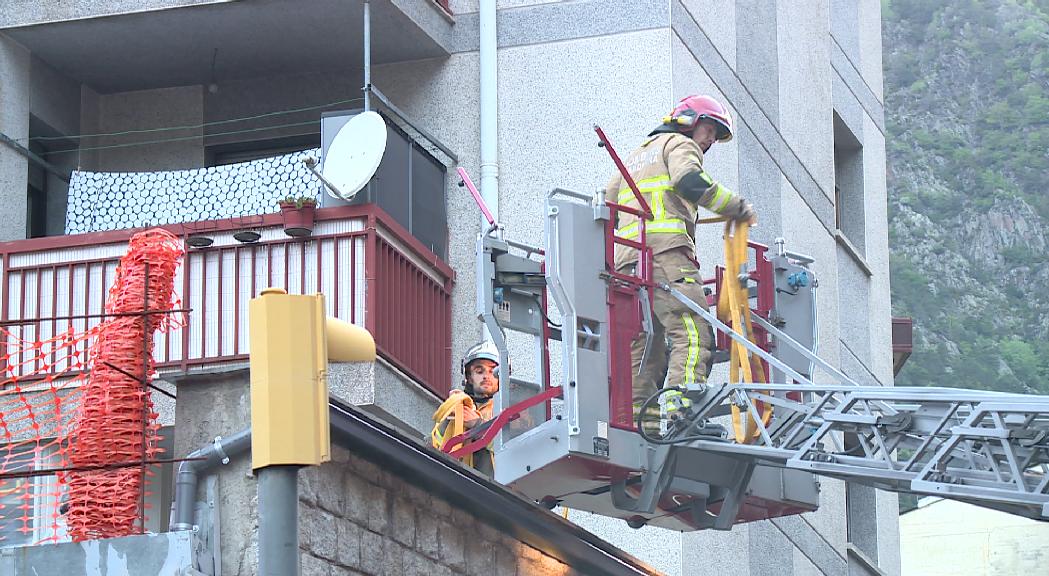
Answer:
[
  {"left": 410, "top": 144, "right": 448, "bottom": 259},
  {"left": 369, "top": 125, "right": 411, "bottom": 227}
]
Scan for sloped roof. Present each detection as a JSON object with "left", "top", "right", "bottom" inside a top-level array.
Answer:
[{"left": 328, "top": 398, "right": 659, "bottom": 576}]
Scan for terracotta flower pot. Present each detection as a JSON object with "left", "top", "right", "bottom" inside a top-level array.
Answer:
[{"left": 279, "top": 202, "right": 316, "bottom": 237}]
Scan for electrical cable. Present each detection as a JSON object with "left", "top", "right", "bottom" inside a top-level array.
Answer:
[
  {"left": 44, "top": 120, "right": 321, "bottom": 157},
  {"left": 25, "top": 96, "right": 365, "bottom": 144},
  {"left": 635, "top": 386, "right": 730, "bottom": 446},
  {"left": 530, "top": 295, "right": 562, "bottom": 329}
]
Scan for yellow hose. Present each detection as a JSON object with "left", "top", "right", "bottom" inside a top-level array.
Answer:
[{"left": 718, "top": 221, "right": 773, "bottom": 443}]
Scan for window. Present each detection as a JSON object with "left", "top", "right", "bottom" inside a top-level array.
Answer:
[
  {"left": 0, "top": 444, "right": 68, "bottom": 547},
  {"left": 833, "top": 112, "right": 865, "bottom": 256},
  {"left": 205, "top": 133, "right": 319, "bottom": 167},
  {"left": 0, "top": 431, "right": 174, "bottom": 546}
]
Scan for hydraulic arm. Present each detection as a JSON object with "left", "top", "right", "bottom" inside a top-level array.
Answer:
[{"left": 663, "top": 282, "right": 1049, "bottom": 521}]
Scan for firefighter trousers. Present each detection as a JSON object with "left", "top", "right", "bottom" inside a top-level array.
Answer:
[{"left": 620, "top": 247, "right": 715, "bottom": 407}]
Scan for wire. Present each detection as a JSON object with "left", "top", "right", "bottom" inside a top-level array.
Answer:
[
  {"left": 25, "top": 97, "right": 365, "bottom": 144},
  {"left": 44, "top": 120, "right": 320, "bottom": 156},
  {"left": 530, "top": 295, "right": 562, "bottom": 329}
]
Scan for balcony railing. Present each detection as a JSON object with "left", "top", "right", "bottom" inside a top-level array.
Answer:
[
  {"left": 892, "top": 317, "right": 913, "bottom": 377},
  {"left": 0, "top": 205, "right": 454, "bottom": 397}
]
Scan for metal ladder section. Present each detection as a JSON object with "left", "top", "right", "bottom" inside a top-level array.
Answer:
[{"left": 665, "top": 285, "right": 1049, "bottom": 521}]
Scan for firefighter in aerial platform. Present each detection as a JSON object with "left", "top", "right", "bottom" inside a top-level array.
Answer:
[
  {"left": 431, "top": 341, "right": 501, "bottom": 475},
  {"left": 608, "top": 94, "right": 756, "bottom": 432}
]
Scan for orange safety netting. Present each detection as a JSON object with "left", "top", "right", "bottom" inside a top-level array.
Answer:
[
  {"left": 0, "top": 228, "right": 183, "bottom": 545},
  {"left": 0, "top": 326, "right": 94, "bottom": 546}
]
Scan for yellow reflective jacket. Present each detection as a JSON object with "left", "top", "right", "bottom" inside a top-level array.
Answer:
[
  {"left": 431, "top": 391, "right": 494, "bottom": 470},
  {"left": 607, "top": 132, "right": 748, "bottom": 270}
]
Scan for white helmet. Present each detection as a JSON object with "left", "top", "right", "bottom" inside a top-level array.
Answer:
[
  {"left": 461, "top": 341, "right": 501, "bottom": 398},
  {"left": 461, "top": 340, "right": 500, "bottom": 375}
]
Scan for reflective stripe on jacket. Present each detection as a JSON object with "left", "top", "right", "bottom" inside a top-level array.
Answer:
[{"left": 607, "top": 133, "right": 741, "bottom": 270}]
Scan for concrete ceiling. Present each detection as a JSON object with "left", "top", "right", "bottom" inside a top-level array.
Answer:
[{"left": 6, "top": 0, "right": 449, "bottom": 94}]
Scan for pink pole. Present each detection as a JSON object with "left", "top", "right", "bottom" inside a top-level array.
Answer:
[{"left": 457, "top": 167, "right": 496, "bottom": 227}]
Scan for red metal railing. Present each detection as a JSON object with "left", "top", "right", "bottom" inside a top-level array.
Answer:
[
  {"left": 892, "top": 317, "right": 913, "bottom": 353},
  {"left": 0, "top": 205, "right": 454, "bottom": 397},
  {"left": 594, "top": 125, "right": 656, "bottom": 431},
  {"left": 365, "top": 211, "right": 454, "bottom": 395},
  {"left": 892, "top": 316, "right": 913, "bottom": 376}
]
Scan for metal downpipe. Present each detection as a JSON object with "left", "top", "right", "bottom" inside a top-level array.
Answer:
[
  {"left": 171, "top": 428, "right": 252, "bottom": 531},
  {"left": 479, "top": 0, "right": 502, "bottom": 387},
  {"left": 479, "top": 0, "right": 499, "bottom": 226}
]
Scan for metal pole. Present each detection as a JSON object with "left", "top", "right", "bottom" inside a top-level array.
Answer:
[
  {"left": 0, "top": 131, "right": 71, "bottom": 182},
  {"left": 140, "top": 262, "right": 151, "bottom": 534},
  {"left": 363, "top": 0, "right": 372, "bottom": 111},
  {"left": 258, "top": 465, "right": 301, "bottom": 576},
  {"left": 479, "top": 0, "right": 499, "bottom": 226}
]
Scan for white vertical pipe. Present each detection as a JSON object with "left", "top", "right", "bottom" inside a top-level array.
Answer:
[
  {"left": 479, "top": 0, "right": 499, "bottom": 226},
  {"left": 479, "top": 1, "right": 501, "bottom": 403},
  {"left": 364, "top": 0, "right": 372, "bottom": 111}
]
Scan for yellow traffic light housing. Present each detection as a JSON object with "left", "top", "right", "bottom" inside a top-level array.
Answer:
[{"left": 249, "top": 288, "right": 375, "bottom": 469}]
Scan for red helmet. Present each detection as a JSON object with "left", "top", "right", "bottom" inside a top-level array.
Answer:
[{"left": 663, "top": 95, "right": 733, "bottom": 142}]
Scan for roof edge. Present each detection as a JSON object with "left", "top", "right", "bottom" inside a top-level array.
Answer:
[{"left": 327, "top": 399, "right": 659, "bottom": 576}]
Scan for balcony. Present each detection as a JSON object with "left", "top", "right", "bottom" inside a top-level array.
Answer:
[
  {"left": 0, "top": 204, "right": 454, "bottom": 397},
  {"left": 1, "top": 1, "right": 454, "bottom": 94}
]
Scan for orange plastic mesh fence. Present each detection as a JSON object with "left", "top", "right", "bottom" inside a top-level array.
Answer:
[{"left": 0, "top": 229, "right": 184, "bottom": 545}]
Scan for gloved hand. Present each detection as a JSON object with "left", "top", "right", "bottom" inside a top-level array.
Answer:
[
  {"left": 443, "top": 390, "right": 483, "bottom": 429},
  {"left": 736, "top": 202, "right": 757, "bottom": 225},
  {"left": 462, "top": 405, "right": 483, "bottom": 429}
]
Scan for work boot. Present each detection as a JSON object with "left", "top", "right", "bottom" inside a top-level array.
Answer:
[
  {"left": 632, "top": 403, "right": 663, "bottom": 437},
  {"left": 664, "top": 389, "right": 692, "bottom": 419}
]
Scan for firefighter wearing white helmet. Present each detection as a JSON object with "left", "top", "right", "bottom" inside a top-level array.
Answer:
[
  {"left": 458, "top": 340, "right": 501, "bottom": 412},
  {"left": 607, "top": 95, "right": 757, "bottom": 433},
  {"left": 431, "top": 341, "right": 501, "bottom": 474}
]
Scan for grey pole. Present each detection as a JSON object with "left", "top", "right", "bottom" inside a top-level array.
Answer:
[
  {"left": 363, "top": 0, "right": 371, "bottom": 111},
  {"left": 258, "top": 465, "right": 301, "bottom": 576}
]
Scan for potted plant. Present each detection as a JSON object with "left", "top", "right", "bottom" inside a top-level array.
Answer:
[{"left": 278, "top": 195, "right": 317, "bottom": 237}]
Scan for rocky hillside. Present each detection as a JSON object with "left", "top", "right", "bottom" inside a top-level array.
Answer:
[{"left": 883, "top": 0, "right": 1049, "bottom": 393}]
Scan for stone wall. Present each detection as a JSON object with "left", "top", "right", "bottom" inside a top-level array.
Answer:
[
  {"left": 299, "top": 446, "right": 576, "bottom": 576},
  {"left": 172, "top": 367, "right": 590, "bottom": 576}
]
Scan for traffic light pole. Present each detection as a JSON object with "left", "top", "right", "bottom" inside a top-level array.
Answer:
[
  {"left": 258, "top": 465, "right": 302, "bottom": 576},
  {"left": 248, "top": 287, "right": 377, "bottom": 575}
]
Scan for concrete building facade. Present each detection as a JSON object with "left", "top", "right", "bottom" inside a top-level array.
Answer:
[{"left": 0, "top": 1, "right": 897, "bottom": 575}]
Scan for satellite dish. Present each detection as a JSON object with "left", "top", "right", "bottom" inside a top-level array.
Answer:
[{"left": 321, "top": 111, "right": 387, "bottom": 201}]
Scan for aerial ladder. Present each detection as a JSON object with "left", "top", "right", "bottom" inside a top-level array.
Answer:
[{"left": 440, "top": 129, "right": 1049, "bottom": 532}]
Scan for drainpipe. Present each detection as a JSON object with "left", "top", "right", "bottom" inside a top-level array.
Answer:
[
  {"left": 172, "top": 428, "right": 252, "bottom": 531},
  {"left": 479, "top": 0, "right": 504, "bottom": 427},
  {"left": 479, "top": 1, "right": 499, "bottom": 226}
]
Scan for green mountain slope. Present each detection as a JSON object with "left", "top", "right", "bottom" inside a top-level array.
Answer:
[{"left": 884, "top": 0, "right": 1049, "bottom": 393}]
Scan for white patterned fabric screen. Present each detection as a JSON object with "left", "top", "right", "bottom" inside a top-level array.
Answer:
[{"left": 65, "top": 149, "right": 321, "bottom": 234}]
